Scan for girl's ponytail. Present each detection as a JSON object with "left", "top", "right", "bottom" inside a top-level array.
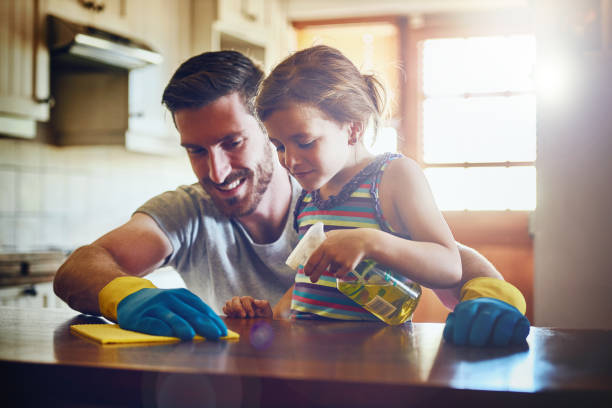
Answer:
[{"left": 362, "top": 73, "right": 387, "bottom": 137}]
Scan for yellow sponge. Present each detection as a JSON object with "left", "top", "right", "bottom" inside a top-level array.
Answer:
[{"left": 71, "top": 323, "right": 240, "bottom": 345}]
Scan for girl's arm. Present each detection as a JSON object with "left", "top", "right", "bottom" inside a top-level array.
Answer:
[
  {"left": 374, "top": 156, "right": 462, "bottom": 288},
  {"left": 303, "top": 157, "right": 461, "bottom": 289},
  {"left": 272, "top": 284, "right": 294, "bottom": 319}
]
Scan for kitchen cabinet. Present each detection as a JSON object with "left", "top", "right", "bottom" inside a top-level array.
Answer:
[
  {"left": 45, "top": 0, "right": 130, "bottom": 36},
  {"left": 0, "top": 0, "right": 49, "bottom": 139},
  {"left": 1, "top": 0, "right": 291, "bottom": 151},
  {"left": 125, "top": 0, "right": 292, "bottom": 154},
  {"left": 192, "top": 0, "right": 293, "bottom": 71},
  {"left": 1, "top": 0, "right": 190, "bottom": 154},
  {"left": 0, "top": 0, "right": 144, "bottom": 141},
  {"left": 44, "top": 0, "right": 186, "bottom": 154},
  {"left": 123, "top": 0, "right": 192, "bottom": 154},
  {"left": 215, "top": 0, "right": 268, "bottom": 66},
  {"left": 218, "top": 0, "right": 266, "bottom": 30}
]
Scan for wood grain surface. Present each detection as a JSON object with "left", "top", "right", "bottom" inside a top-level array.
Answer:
[{"left": 1, "top": 307, "right": 610, "bottom": 407}]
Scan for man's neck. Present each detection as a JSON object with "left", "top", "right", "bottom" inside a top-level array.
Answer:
[{"left": 237, "top": 164, "right": 292, "bottom": 244}]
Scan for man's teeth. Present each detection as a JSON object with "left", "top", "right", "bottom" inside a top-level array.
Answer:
[{"left": 218, "top": 179, "right": 242, "bottom": 191}]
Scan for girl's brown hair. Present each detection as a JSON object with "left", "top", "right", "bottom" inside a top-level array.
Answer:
[{"left": 256, "top": 45, "right": 386, "bottom": 136}]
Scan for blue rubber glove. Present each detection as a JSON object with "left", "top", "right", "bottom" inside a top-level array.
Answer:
[
  {"left": 117, "top": 288, "right": 228, "bottom": 341},
  {"left": 443, "top": 297, "right": 530, "bottom": 347}
]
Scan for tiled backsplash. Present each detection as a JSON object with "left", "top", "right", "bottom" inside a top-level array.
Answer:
[{"left": 0, "top": 138, "right": 196, "bottom": 253}]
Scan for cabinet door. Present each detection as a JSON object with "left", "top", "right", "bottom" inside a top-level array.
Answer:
[
  {"left": 0, "top": 0, "right": 49, "bottom": 137},
  {"left": 218, "top": 0, "right": 265, "bottom": 29},
  {"left": 45, "top": 0, "right": 130, "bottom": 35},
  {"left": 125, "top": 0, "right": 191, "bottom": 154}
]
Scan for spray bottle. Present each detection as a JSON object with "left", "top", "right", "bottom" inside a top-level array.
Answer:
[{"left": 286, "top": 222, "right": 421, "bottom": 325}]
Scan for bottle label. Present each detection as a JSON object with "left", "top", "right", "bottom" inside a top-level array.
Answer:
[{"left": 365, "top": 295, "right": 397, "bottom": 318}]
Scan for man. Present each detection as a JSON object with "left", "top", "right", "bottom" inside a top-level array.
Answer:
[{"left": 53, "top": 50, "right": 529, "bottom": 346}]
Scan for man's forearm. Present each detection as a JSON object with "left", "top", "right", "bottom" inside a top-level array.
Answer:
[
  {"left": 53, "top": 245, "right": 130, "bottom": 315},
  {"left": 456, "top": 242, "right": 503, "bottom": 282},
  {"left": 432, "top": 242, "right": 503, "bottom": 310}
]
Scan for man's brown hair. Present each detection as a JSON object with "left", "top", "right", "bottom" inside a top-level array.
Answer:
[{"left": 162, "top": 50, "right": 264, "bottom": 116}]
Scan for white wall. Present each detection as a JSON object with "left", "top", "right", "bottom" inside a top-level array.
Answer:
[
  {"left": 0, "top": 139, "right": 195, "bottom": 253},
  {"left": 534, "top": 1, "right": 612, "bottom": 329},
  {"left": 534, "top": 54, "right": 612, "bottom": 329}
]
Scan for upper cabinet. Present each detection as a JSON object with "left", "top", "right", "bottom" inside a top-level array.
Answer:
[
  {"left": 218, "top": 0, "right": 265, "bottom": 27},
  {"left": 123, "top": 0, "right": 192, "bottom": 154},
  {"left": 0, "top": 0, "right": 292, "bottom": 152},
  {"left": 45, "top": 0, "right": 130, "bottom": 35},
  {"left": 44, "top": 0, "right": 188, "bottom": 153},
  {"left": 0, "top": 0, "right": 49, "bottom": 138},
  {"left": 193, "top": 0, "right": 293, "bottom": 72}
]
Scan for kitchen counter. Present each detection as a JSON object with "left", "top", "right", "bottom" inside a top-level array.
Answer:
[{"left": 1, "top": 306, "right": 610, "bottom": 407}]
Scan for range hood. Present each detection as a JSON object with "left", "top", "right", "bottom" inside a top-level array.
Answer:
[
  {"left": 48, "top": 15, "right": 162, "bottom": 70},
  {"left": 46, "top": 15, "right": 164, "bottom": 149}
]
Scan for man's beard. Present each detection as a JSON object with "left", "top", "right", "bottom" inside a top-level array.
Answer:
[{"left": 201, "top": 145, "right": 275, "bottom": 218}]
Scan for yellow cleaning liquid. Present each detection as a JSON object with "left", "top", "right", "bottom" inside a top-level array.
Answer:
[
  {"left": 338, "top": 281, "right": 421, "bottom": 325},
  {"left": 285, "top": 223, "right": 421, "bottom": 325},
  {"left": 336, "top": 260, "right": 421, "bottom": 325}
]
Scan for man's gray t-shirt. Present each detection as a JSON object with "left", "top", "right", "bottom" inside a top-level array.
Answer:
[{"left": 136, "top": 179, "right": 300, "bottom": 313}]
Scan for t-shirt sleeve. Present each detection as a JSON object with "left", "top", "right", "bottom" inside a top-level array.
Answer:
[{"left": 134, "top": 184, "right": 205, "bottom": 268}]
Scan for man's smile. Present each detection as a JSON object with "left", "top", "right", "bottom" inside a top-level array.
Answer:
[{"left": 216, "top": 177, "right": 246, "bottom": 191}]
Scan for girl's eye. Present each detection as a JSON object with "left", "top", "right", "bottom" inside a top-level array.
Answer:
[
  {"left": 298, "top": 140, "right": 314, "bottom": 148},
  {"left": 275, "top": 144, "right": 285, "bottom": 153}
]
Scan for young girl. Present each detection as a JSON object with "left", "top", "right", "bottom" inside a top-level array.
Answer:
[{"left": 223, "top": 45, "right": 461, "bottom": 321}]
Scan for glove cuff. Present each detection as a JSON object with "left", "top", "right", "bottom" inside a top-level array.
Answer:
[
  {"left": 98, "top": 276, "right": 156, "bottom": 322},
  {"left": 460, "top": 277, "right": 526, "bottom": 315}
]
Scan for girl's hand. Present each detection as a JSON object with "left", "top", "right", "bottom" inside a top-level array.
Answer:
[
  {"left": 223, "top": 296, "right": 273, "bottom": 318},
  {"left": 304, "top": 228, "right": 375, "bottom": 283}
]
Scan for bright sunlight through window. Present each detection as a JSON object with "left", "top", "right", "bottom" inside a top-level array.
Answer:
[{"left": 420, "top": 35, "right": 536, "bottom": 211}]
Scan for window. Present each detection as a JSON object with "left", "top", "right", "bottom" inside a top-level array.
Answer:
[{"left": 418, "top": 34, "right": 537, "bottom": 210}]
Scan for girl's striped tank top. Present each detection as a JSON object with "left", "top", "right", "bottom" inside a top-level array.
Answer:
[{"left": 290, "top": 153, "right": 409, "bottom": 320}]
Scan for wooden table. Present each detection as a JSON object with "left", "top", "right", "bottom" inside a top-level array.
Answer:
[{"left": 1, "top": 307, "right": 610, "bottom": 407}]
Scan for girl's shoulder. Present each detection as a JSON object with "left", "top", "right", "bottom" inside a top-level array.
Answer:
[
  {"left": 382, "top": 154, "right": 422, "bottom": 177},
  {"left": 378, "top": 153, "right": 423, "bottom": 184},
  {"left": 378, "top": 154, "right": 430, "bottom": 203}
]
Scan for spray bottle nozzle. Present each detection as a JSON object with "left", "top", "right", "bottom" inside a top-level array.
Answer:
[{"left": 285, "top": 222, "right": 326, "bottom": 270}]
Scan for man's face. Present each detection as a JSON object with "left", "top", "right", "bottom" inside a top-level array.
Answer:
[{"left": 175, "top": 93, "right": 275, "bottom": 218}]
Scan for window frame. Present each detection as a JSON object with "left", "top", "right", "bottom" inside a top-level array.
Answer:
[{"left": 401, "top": 11, "right": 535, "bottom": 170}]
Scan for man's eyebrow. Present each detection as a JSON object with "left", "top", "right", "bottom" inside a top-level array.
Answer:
[
  {"left": 180, "top": 143, "right": 201, "bottom": 149},
  {"left": 180, "top": 132, "right": 244, "bottom": 149}
]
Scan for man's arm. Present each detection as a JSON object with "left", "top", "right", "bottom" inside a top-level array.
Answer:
[
  {"left": 435, "top": 242, "right": 530, "bottom": 347},
  {"left": 432, "top": 242, "right": 503, "bottom": 310},
  {"left": 54, "top": 212, "right": 227, "bottom": 340},
  {"left": 53, "top": 213, "right": 173, "bottom": 315}
]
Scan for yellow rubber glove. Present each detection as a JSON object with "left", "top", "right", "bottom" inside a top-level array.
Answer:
[
  {"left": 460, "top": 277, "right": 526, "bottom": 314},
  {"left": 98, "top": 276, "right": 156, "bottom": 322}
]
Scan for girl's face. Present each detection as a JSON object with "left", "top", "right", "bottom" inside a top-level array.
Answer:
[{"left": 264, "top": 103, "right": 353, "bottom": 192}]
